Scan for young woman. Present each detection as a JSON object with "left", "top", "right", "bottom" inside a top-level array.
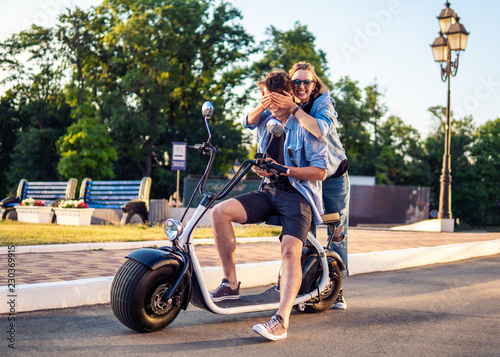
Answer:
[{"left": 270, "top": 62, "right": 350, "bottom": 309}]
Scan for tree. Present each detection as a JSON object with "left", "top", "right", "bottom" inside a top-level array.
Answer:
[
  {"left": 332, "top": 76, "right": 372, "bottom": 175},
  {"left": 251, "top": 22, "right": 331, "bottom": 87},
  {"left": 56, "top": 7, "right": 97, "bottom": 113},
  {"left": 423, "top": 106, "right": 475, "bottom": 222},
  {"left": 57, "top": 116, "right": 117, "bottom": 180},
  {"left": 72, "top": 0, "right": 253, "bottom": 197},
  {"left": 467, "top": 118, "right": 500, "bottom": 225},
  {"left": 0, "top": 25, "right": 67, "bottom": 130},
  {"left": 363, "top": 81, "right": 387, "bottom": 180},
  {"left": 0, "top": 26, "right": 71, "bottom": 189},
  {"left": 0, "top": 97, "right": 19, "bottom": 197},
  {"left": 376, "top": 115, "right": 432, "bottom": 186}
]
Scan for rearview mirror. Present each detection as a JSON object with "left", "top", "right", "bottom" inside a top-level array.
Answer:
[
  {"left": 201, "top": 101, "right": 214, "bottom": 119},
  {"left": 266, "top": 118, "right": 284, "bottom": 137}
]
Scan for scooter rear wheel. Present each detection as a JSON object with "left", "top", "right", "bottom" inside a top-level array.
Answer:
[
  {"left": 111, "top": 258, "right": 184, "bottom": 332},
  {"left": 298, "top": 255, "right": 343, "bottom": 313}
]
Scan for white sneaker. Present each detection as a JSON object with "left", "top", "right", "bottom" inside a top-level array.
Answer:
[
  {"left": 332, "top": 290, "right": 347, "bottom": 310},
  {"left": 252, "top": 315, "right": 287, "bottom": 341}
]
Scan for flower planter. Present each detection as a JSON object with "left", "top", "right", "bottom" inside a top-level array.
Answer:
[
  {"left": 15, "top": 206, "right": 52, "bottom": 224},
  {"left": 54, "top": 208, "right": 95, "bottom": 226}
]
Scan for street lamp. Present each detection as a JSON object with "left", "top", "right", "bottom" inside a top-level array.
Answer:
[{"left": 430, "top": 1, "right": 469, "bottom": 222}]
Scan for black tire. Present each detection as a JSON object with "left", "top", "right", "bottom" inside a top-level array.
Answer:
[
  {"left": 299, "top": 255, "right": 343, "bottom": 313},
  {"left": 110, "top": 258, "right": 184, "bottom": 332}
]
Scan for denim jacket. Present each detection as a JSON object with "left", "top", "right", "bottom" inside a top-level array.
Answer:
[
  {"left": 243, "top": 112, "right": 328, "bottom": 224},
  {"left": 308, "top": 92, "right": 347, "bottom": 177}
]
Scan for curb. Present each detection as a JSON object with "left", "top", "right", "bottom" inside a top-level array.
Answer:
[{"left": 1, "top": 239, "right": 500, "bottom": 314}]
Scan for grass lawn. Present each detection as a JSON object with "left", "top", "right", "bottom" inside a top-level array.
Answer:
[{"left": 0, "top": 220, "right": 281, "bottom": 246}]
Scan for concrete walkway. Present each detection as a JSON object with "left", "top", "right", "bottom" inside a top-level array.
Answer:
[{"left": 1, "top": 227, "right": 500, "bottom": 313}]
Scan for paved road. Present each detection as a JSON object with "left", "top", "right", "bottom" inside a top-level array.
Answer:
[{"left": 3, "top": 255, "right": 499, "bottom": 356}]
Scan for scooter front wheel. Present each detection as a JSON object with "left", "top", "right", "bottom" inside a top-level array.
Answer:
[{"left": 111, "top": 258, "right": 184, "bottom": 332}]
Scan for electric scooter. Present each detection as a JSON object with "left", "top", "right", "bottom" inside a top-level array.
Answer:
[{"left": 110, "top": 101, "right": 345, "bottom": 332}]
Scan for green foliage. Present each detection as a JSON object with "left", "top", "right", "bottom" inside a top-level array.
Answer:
[
  {"left": 76, "top": 0, "right": 253, "bottom": 197},
  {"left": 0, "top": 25, "right": 71, "bottom": 192},
  {"left": 7, "top": 127, "right": 64, "bottom": 186},
  {"left": 332, "top": 76, "right": 373, "bottom": 175},
  {"left": 57, "top": 116, "right": 117, "bottom": 180},
  {"left": 0, "top": 98, "right": 19, "bottom": 197},
  {"left": 423, "top": 108, "right": 476, "bottom": 222},
  {"left": 376, "top": 116, "right": 432, "bottom": 186},
  {"left": 252, "top": 22, "right": 331, "bottom": 87},
  {"left": 465, "top": 118, "right": 500, "bottom": 225},
  {"left": 0, "top": 2, "right": 498, "bottom": 226}
]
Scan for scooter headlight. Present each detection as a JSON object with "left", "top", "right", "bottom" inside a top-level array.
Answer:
[{"left": 164, "top": 219, "right": 183, "bottom": 241}]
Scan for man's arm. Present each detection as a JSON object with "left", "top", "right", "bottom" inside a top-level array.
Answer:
[
  {"left": 285, "top": 166, "right": 326, "bottom": 181},
  {"left": 252, "top": 159, "right": 326, "bottom": 182}
]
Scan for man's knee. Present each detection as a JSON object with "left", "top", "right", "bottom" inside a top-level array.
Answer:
[
  {"left": 212, "top": 199, "right": 246, "bottom": 224},
  {"left": 281, "top": 236, "right": 303, "bottom": 261}
]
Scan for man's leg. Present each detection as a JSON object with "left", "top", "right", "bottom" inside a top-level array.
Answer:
[
  {"left": 252, "top": 234, "right": 303, "bottom": 341},
  {"left": 275, "top": 235, "right": 303, "bottom": 329},
  {"left": 211, "top": 198, "right": 247, "bottom": 290}
]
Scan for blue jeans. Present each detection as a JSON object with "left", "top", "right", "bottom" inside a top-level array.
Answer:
[{"left": 312, "top": 173, "right": 350, "bottom": 276}]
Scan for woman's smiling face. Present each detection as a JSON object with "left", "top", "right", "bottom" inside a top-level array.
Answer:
[{"left": 291, "top": 69, "right": 316, "bottom": 103}]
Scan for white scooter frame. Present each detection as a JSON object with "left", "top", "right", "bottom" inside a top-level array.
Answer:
[{"left": 110, "top": 101, "right": 344, "bottom": 332}]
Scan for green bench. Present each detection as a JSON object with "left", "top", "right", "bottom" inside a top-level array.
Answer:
[
  {"left": 0, "top": 179, "right": 77, "bottom": 220},
  {"left": 79, "top": 177, "right": 151, "bottom": 225}
]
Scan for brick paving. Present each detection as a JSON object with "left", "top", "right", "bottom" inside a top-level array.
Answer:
[{"left": 2, "top": 228, "right": 499, "bottom": 285}]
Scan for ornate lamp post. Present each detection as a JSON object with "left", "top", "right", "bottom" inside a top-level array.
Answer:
[{"left": 430, "top": 1, "right": 469, "bottom": 224}]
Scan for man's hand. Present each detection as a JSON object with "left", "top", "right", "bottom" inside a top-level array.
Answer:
[
  {"left": 260, "top": 93, "right": 272, "bottom": 111},
  {"left": 252, "top": 158, "right": 285, "bottom": 178}
]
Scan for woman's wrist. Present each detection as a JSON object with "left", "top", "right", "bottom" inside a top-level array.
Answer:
[{"left": 291, "top": 105, "right": 300, "bottom": 116}]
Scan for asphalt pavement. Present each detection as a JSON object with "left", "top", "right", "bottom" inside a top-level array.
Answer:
[
  {"left": 1, "top": 226, "right": 500, "bottom": 313},
  {"left": 3, "top": 255, "right": 499, "bottom": 357}
]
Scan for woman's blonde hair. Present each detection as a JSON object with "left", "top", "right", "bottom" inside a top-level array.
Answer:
[{"left": 289, "top": 62, "right": 329, "bottom": 102}]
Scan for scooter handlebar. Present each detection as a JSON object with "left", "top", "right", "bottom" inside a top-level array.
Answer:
[{"left": 265, "top": 161, "right": 290, "bottom": 175}]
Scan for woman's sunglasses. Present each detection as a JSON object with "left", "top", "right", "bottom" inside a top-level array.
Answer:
[{"left": 292, "top": 79, "right": 315, "bottom": 87}]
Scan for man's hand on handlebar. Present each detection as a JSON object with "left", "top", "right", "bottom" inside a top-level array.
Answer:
[{"left": 252, "top": 158, "right": 290, "bottom": 178}]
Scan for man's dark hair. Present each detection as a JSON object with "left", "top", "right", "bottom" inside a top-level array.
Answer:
[{"left": 257, "top": 69, "right": 292, "bottom": 94}]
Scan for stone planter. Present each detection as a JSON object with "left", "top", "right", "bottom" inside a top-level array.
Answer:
[
  {"left": 54, "top": 208, "right": 95, "bottom": 226},
  {"left": 15, "top": 206, "right": 52, "bottom": 224}
]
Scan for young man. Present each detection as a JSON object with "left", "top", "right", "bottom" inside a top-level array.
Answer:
[{"left": 209, "top": 70, "right": 329, "bottom": 341}]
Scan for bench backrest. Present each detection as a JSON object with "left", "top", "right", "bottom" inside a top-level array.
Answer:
[
  {"left": 79, "top": 177, "right": 151, "bottom": 210},
  {"left": 16, "top": 179, "right": 78, "bottom": 206}
]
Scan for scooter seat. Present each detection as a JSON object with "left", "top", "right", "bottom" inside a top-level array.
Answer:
[{"left": 321, "top": 212, "right": 340, "bottom": 224}]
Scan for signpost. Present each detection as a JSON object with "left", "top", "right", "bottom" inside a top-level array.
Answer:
[{"left": 171, "top": 142, "right": 187, "bottom": 205}]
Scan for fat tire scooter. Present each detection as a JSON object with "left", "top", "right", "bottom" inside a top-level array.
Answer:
[{"left": 110, "top": 101, "right": 345, "bottom": 333}]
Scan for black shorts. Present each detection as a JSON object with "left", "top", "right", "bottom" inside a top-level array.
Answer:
[{"left": 234, "top": 185, "right": 313, "bottom": 243}]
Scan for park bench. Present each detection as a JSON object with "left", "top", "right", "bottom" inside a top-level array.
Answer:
[
  {"left": 0, "top": 179, "right": 78, "bottom": 220},
  {"left": 79, "top": 177, "right": 151, "bottom": 225}
]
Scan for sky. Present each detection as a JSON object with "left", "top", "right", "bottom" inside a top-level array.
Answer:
[{"left": 1, "top": 0, "right": 498, "bottom": 138}]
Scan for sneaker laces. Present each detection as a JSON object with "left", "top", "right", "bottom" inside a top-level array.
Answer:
[
  {"left": 210, "top": 281, "right": 229, "bottom": 295},
  {"left": 263, "top": 315, "right": 284, "bottom": 330}
]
